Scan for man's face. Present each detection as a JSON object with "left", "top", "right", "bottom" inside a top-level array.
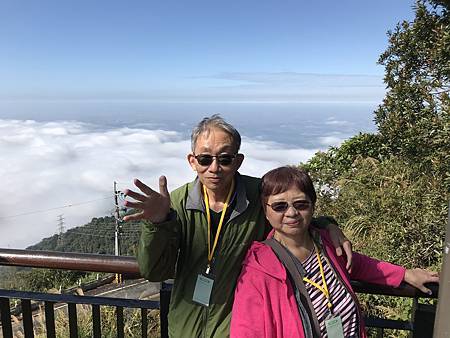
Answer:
[{"left": 188, "top": 127, "right": 244, "bottom": 194}]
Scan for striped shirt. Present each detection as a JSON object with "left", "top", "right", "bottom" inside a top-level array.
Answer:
[{"left": 301, "top": 249, "right": 359, "bottom": 337}]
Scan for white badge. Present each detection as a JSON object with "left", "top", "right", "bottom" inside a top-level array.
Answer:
[
  {"left": 325, "top": 315, "right": 345, "bottom": 338},
  {"left": 192, "top": 273, "right": 214, "bottom": 307}
]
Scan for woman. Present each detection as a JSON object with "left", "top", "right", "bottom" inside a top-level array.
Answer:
[{"left": 231, "top": 166, "right": 439, "bottom": 338}]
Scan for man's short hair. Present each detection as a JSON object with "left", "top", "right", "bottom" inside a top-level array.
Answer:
[{"left": 191, "top": 114, "right": 241, "bottom": 153}]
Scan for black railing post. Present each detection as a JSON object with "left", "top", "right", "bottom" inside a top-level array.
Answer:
[
  {"left": 116, "top": 306, "right": 124, "bottom": 338},
  {"left": 0, "top": 297, "right": 13, "bottom": 338},
  {"left": 141, "top": 308, "right": 148, "bottom": 337},
  {"left": 92, "top": 304, "right": 101, "bottom": 338},
  {"left": 160, "top": 282, "right": 171, "bottom": 338},
  {"left": 68, "top": 303, "right": 78, "bottom": 338},
  {"left": 21, "top": 299, "right": 34, "bottom": 338},
  {"left": 44, "top": 301, "right": 56, "bottom": 338}
]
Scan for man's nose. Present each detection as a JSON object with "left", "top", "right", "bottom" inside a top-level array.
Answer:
[{"left": 208, "top": 157, "right": 220, "bottom": 172}]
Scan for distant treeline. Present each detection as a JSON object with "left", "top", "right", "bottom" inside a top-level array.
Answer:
[{"left": 27, "top": 216, "right": 140, "bottom": 256}]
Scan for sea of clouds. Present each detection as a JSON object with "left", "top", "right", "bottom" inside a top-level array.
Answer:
[{"left": 0, "top": 119, "right": 347, "bottom": 249}]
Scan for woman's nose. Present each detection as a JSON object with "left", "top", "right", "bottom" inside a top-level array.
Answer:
[{"left": 284, "top": 205, "right": 298, "bottom": 216}]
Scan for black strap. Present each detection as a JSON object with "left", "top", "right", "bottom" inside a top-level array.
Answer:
[{"left": 263, "top": 238, "right": 322, "bottom": 338}]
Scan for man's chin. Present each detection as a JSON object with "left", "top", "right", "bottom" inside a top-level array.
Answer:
[{"left": 202, "top": 179, "right": 229, "bottom": 193}]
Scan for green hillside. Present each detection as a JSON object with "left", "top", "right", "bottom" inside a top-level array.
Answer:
[{"left": 27, "top": 216, "right": 141, "bottom": 256}]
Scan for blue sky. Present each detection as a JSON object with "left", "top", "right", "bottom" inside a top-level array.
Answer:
[
  {"left": 0, "top": 1, "right": 419, "bottom": 248},
  {"left": 0, "top": 0, "right": 416, "bottom": 102}
]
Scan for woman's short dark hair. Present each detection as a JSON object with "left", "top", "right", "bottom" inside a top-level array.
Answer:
[{"left": 261, "top": 166, "right": 317, "bottom": 205}]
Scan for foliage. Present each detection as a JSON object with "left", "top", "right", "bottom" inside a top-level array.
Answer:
[
  {"left": 27, "top": 216, "right": 140, "bottom": 256},
  {"left": 374, "top": 0, "right": 450, "bottom": 188},
  {"left": 20, "top": 269, "right": 86, "bottom": 292},
  {"left": 5, "top": 215, "right": 141, "bottom": 292},
  {"left": 29, "top": 305, "right": 160, "bottom": 337},
  {"left": 303, "top": 132, "right": 387, "bottom": 199},
  {"left": 302, "top": 0, "right": 449, "bottom": 270},
  {"left": 301, "top": 1, "right": 448, "bottom": 335},
  {"left": 313, "top": 156, "right": 446, "bottom": 269}
]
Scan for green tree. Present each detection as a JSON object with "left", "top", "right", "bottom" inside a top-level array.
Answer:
[
  {"left": 374, "top": 0, "right": 450, "bottom": 187},
  {"left": 300, "top": 3, "right": 449, "bottom": 334}
]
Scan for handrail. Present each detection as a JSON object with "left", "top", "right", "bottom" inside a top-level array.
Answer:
[
  {"left": 0, "top": 248, "right": 139, "bottom": 274},
  {"left": 0, "top": 247, "right": 438, "bottom": 299}
]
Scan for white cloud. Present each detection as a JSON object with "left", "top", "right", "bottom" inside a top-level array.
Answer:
[
  {"left": 318, "top": 136, "right": 345, "bottom": 147},
  {"left": 0, "top": 119, "right": 333, "bottom": 249},
  {"left": 210, "top": 72, "right": 383, "bottom": 87},
  {"left": 325, "top": 117, "right": 352, "bottom": 126}
]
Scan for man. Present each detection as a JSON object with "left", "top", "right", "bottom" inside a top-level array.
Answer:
[{"left": 124, "top": 115, "right": 351, "bottom": 337}]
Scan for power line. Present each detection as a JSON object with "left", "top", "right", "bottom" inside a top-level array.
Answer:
[
  {"left": 0, "top": 196, "right": 113, "bottom": 219},
  {"left": 67, "top": 230, "right": 115, "bottom": 238}
]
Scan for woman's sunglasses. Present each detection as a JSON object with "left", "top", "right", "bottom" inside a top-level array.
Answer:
[
  {"left": 266, "top": 200, "right": 312, "bottom": 213},
  {"left": 194, "top": 153, "right": 237, "bottom": 166}
]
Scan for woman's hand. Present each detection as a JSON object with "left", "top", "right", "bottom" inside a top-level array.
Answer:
[{"left": 404, "top": 268, "right": 439, "bottom": 295}]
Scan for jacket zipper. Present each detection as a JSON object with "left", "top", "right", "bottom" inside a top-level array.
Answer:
[{"left": 202, "top": 306, "right": 209, "bottom": 338}]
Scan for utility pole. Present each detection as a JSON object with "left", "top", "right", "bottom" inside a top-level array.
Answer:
[
  {"left": 57, "top": 214, "right": 65, "bottom": 247},
  {"left": 114, "top": 181, "right": 122, "bottom": 283},
  {"left": 433, "top": 202, "right": 450, "bottom": 337}
]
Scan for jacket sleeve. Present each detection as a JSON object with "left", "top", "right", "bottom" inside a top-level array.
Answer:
[
  {"left": 137, "top": 209, "right": 180, "bottom": 282},
  {"left": 319, "top": 230, "right": 406, "bottom": 288},
  {"left": 350, "top": 252, "right": 406, "bottom": 287},
  {"left": 230, "top": 265, "right": 265, "bottom": 338}
]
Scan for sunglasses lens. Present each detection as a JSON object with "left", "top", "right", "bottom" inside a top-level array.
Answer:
[
  {"left": 218, "top": 155, "right": 234, "bottom": 165},
  {"left": 270, "top": 202, "right": 289, "bottom": 212},
  {"left": 269, "top": 201, "right": 311, "bottom": 212},
  {"left": 293, "top": 201, "right": 311, "bottom": 210},
  {"left": 195, "top": 154, "right": 235, "bottom": 166},
  {"left": 196, "top": 155, "right": 213, "bottom": 166}
]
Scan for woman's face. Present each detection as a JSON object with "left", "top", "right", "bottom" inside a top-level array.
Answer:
[{"left": 264, "top": 186, "right": 314, "bottom": 239}]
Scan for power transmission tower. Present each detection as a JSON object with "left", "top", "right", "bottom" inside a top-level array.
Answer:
[{"left": 57, "top": 214, "right": 65, "bottom": 247}]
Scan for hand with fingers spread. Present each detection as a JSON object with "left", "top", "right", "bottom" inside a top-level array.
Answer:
[
  {"left": 327, "top": 223, "right": 353, "bottom": 272},
  {"left": 123, "top": 176, "right": 171, "bottom": 223},
  {"left": 404, "top": 268, "right": 439, "bottom": 295}
]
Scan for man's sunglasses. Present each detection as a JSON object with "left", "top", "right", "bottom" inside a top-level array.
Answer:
[
  {"left": 194, "top": 153, "right": 237, "bottom": 166},
  {"left": 266, "top": 200, "right": 312, "bottom": 213}
]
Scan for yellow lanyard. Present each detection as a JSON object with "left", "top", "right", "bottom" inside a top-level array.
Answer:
[
  {"left": 203, "top": 179, "right": 235, "bottom": 270},
  {"left": 303, "top": 245, "right": 333, "bottom": 310}
]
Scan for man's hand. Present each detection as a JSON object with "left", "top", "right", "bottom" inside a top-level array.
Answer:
[
  {"left": 327, "top": 223, "right": 353, "bottom": 272},
  {"left": 123, "top": 176, "right": 171, "bottom": 223},
  {"left": 404, "top": 268, "right": 439, "bottom": 295}
]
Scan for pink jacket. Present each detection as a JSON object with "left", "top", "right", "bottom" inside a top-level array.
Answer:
[{"left": 230, "top": 230, "right": 406, "bottom": 338}]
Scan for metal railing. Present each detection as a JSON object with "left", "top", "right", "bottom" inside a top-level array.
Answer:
[
  {"left": 0, "top": 248, "right": 439, "bottom": 337},
  {"left": 0, "top": 249, "right": 170, "bottom": 338}
]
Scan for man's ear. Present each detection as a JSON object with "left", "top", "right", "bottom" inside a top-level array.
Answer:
[
  {"left": 187, "top": 153, "right": 197, "bottom": 171},
  {"left": 234, "top": 153, "right": 244, "bottom": 170}
]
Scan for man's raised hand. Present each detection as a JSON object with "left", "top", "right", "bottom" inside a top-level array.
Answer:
[{"left": 123, "top": 176, "right": 171, "bottom": 223}]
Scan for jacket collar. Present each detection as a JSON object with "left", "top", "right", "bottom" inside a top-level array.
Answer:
[
  {"left": 186, "top": 172, "right": 249, "bottom": 222},
  {"left": 254, "top": 228, "right": 323, "bottom": 281}
]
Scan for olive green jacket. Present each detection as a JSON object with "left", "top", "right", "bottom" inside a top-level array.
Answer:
[{"left": 137, "top": 173, "right": 332, "bottom": 337}]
